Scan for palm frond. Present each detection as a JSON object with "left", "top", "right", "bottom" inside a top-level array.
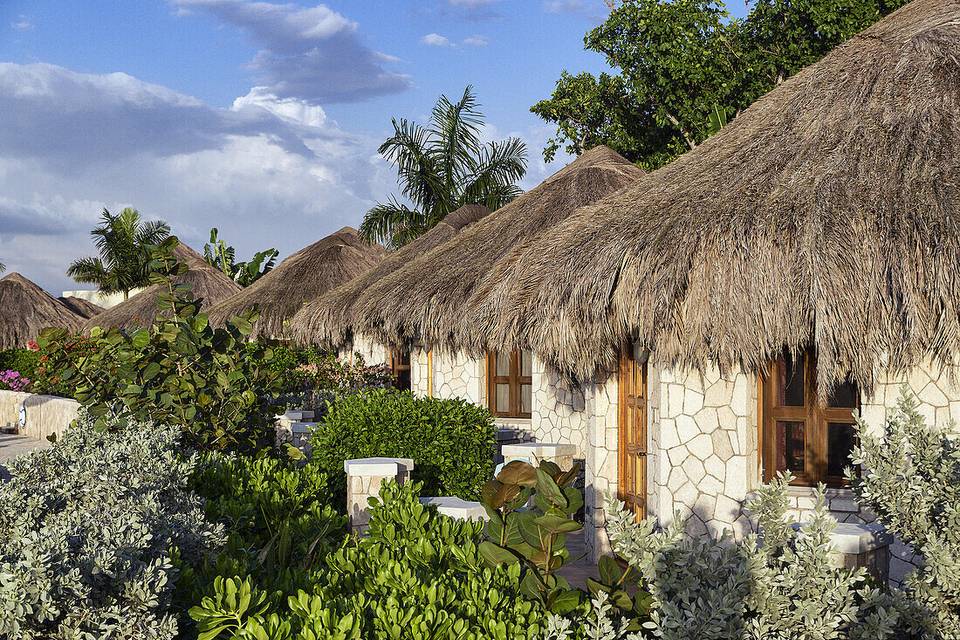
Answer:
[
  {"left": 379, "top": 119, "right": 445, "bottom": 212},
  {"left": 461, "top": 137, "right": 528, "bottom": 208},
  {"left": 360, "top": 199, "right": 424, "bottom": 248},
  {"left": 429, "top": 85, "right": 484, "bottom": 198}
]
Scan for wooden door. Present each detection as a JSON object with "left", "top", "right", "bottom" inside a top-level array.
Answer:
[{"left": 618, "top": 347, "right": 648, "bottom": 520}]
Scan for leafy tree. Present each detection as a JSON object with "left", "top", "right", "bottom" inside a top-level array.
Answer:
[
  {"left": 360, "top": 85, "right": 528, "bottom": 248},
  {"left": 533, "top": 0, "right": 910, "bottom": 169},
  {"left": 203, "top": 227, "right": 278, "bottom": 287},
  {"left": 67, "top": 207, "right": 171, "bottom": 300}
]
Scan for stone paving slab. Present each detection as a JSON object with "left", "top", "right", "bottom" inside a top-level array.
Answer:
[{"left": 0, "top": 434, "right": 49, "bottom": 480}]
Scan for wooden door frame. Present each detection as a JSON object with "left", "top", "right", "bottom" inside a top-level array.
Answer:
[{"left": 617, "top": 345, "right": 648, "bottom": 519}]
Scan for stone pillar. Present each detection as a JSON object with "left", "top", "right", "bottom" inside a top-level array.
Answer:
[
  {"left": 501, "top": 442, "right": 577, "bottom": 470},
  {"left": 420, "top": 496, "right": 488, "bottom": 521},
  {"left": 344, "top": 457, "right": 414, "bottom": 534}
]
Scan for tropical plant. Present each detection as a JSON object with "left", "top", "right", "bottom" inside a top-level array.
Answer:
[
  {"left": 850, "top": 390, "right": 960, "bottom": 637},
  {"left": 37, "top": 238, "right": 284, "bottom": 453},
  {"left": 66, "top": 207, "right": 171, "bottom": 300},
  {"left": 0, "top": 347, "right": 39, "bottom": 381},
  {"left": 0, "top": 412, "right": 224, "bottom": 640},
  {"left": 360, "top": 85, "right": 528, "bottom": 248},
  {"left": 534, "top": 0, "right": 910, "bottom": 169},
  {"left": 189, "top": 480, "right": 557, "bottom": 640},
  {"left": 310, "top": 388, "right": 496, "bottom": 501},
  {"left": 0, "top": 260, "right": 4, "bottom": 274},
  {"left": 204, "top": 227, "right": 279, "bottom": 287},
  {"left": 479, "top": 460, "right": 586, "bottom": 615}
]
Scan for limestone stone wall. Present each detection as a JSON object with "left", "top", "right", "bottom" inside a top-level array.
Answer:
[
  {"left": 530, "top": 358, "right": 588, "bottom": 458},
  {"left": 582, "top": 367, "right": 620, "bottom": 559},
  {"left": 411, "top": 347, "right": 430, "bottom": 397},
  {"left": 0, "top": 390, "right": 80, "bottom": 442},
  {"left": 339, "top": 334, "right": 390, "bottom": 367}
]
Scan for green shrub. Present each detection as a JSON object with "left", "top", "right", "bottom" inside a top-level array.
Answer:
[
  {"left": 548, "top": 474, "right": 918, "bottom": 640},
  {"left": 34, "top": 238, "right": 284, "bottom": 453},
  {"left": 311, "top": 388, "right": 496, "bottom": 500},
  {"left": 0, "top": 412, "right": 224, "bottom": 640},
  {"left": 0, "top": 347, "right": 40, "bottom": 380},
  {"left": 851, "top": 390, "right": 960, "bottom": 637},
  {"left": 190, "top": 481, "right": 556, "bottom": 639}
]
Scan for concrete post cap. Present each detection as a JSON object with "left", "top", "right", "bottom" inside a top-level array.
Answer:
[
  {"left": 343, "top": 457, "right": 415, "bottom": 475},
  {"left": 791, "top": 521, "right": 894, "bottom": 553},
  {"left": 501, "top": 442, "right": 577, "bottom": 458},
  {"left": 420, "top": 496, "right": 488, "bottom": 520}
]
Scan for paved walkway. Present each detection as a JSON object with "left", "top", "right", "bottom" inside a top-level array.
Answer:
[
  {"left": 0, "top": 433, "right": 49, "bottom": 481},
  {"left": 557, "top": 530, "right": 597, "bottom": 590}
]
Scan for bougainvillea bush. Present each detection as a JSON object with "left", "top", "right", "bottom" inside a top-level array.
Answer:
[
  {"left": 0, "top": 412, "right": 224, "bottom": 640},
  {"left": 0, "top": 369, "right": 29, "bottom": 392}
]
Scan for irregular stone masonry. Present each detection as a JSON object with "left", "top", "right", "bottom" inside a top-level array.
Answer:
[{"left": 344, "top": 457, "right": 414, "bottom": 534}]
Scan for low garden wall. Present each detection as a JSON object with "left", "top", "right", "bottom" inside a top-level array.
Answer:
[{"left": 0, "top": 390, "right": 80, "bottom": 442}]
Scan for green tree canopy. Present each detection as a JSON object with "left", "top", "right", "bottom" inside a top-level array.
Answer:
[
  {"left": 361, "top": 85, "right": 528, "bottom": 248},
  {"left": 533, "top": 0, "right": 910, "bottom": 170},
  {"left": 203, "top": 227, "right": 279, "bottom": 287},
  {"left": 67, "top": 207, "right": 171, "bottom": 300}
]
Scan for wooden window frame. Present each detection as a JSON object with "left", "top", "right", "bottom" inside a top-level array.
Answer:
[
  {"left": 760, "top": 350, "right": 859, "bottom": 488},
  {"left": 486, "top": 350, "right": 532, "bottom": 419},
  {"left": 618, "top": 347, "right": 648, "bottom": 520},
  {"left": 388, "top": 348, "right": 411, "bottom": 392}
]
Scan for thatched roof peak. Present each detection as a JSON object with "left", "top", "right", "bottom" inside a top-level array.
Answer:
[
  {"left": 347, "top": 145, "right": 644, "bottom": 348},
  {"left": 84, "top": 240, "right": 240, "bottom": 331},
  {"left": 464, "top": 0, "right": 960, "bottom": 392},
  {"left": 288, "top": 203, "right": 492, "bottom": 347},
  {"left": 207, "top": 226, "right": 386, "bottom": 339},
  {"left": 57, "top": 296, "right": 104, "bottom": 319},
  {"left": 0, "top": 272, "right": 84, "bottom": 348}
]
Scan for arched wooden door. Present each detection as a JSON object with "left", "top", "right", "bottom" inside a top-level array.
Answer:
[{"left": 618, "top": 347, "right": 648, "bottom": 520}]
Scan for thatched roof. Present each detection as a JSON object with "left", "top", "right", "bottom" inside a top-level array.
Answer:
[
  {"left": 0, "top": 273, "right": 84, "bottom": 349},
  {"left": 84, "top": 242, "right": 240, "bottom": 331},
  {"left": 464, "top": 0, "right": 960, "bottom": 393},
  {"left": 57, "top": 296, "right": 104, "bottom": 319},
  {"left": 207, "top": 226, "right": 386, "bottom": 339},
  {"left": 288, "top": 204, "right": 491, "bottom": 347},
  {"left": 349, "top": 146, "right": 645, "bottom": 348}
]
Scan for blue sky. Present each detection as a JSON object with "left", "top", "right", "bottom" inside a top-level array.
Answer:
[{"left": 0, "top": 0, "right": 749, "bottom": 293}]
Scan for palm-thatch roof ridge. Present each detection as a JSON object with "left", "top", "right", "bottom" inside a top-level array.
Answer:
[
  {"left": 288, "top": 204, "right": 491, "bottom": 348},
  {"left": 84, "top": 242, "right": 240, "bottom": 331},
  {"left": 349, "top": 145, "right": 645, "bottom": 349},
  {"left": 0, "top": 273, "right": 84, "bottom": 349},
  {"left": 57, "top": 296, "right": 105, "bottom": 319},
  {"left": 465, "top": 0, "right": 960, "bottom": 393},
  {"left": 207, "top": 227, "right": 387, "bottom": 339}
]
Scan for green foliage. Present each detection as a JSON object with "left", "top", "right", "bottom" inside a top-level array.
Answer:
[
  {"left": 479, "top": 460, "right": 586, "bottom": 615},
  {"left": 850, "top": 390, "right": 960, "bottom": 637},
  {"left": 0, "top": 412, "right": 224, "bottom": 640},
  {"left": 0, "top": 347, "right": 39, "bottom": 380},
  {"left": 533, "top": 0, "right": 910, "bottom": 169},
  {"left": 190, "top": 481, "right": 557, "bottom": 639},
  {"left": 573, "top": 473, "right": 917, "bottom": 640},
  {"left": 204, "top": 227, "right": 279, "bottom": 287},
  {"left": 360, "top": 85, "right": 528, "bottom": 248},
  {"left": 66, "top": 206, "right": 171, "bottom": 299},
  {"left": 35, "top": 238, "right": 284, "bottom": 453},
  {"left": 310, "top": 388, "right": 495, "bottom": 500}
]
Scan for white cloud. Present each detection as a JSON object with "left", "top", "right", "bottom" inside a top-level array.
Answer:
[
  {"left": 0, "top": 63, "right": 393, "bottom": 294},
  {"left": 172, "top": 0, "right": 411, "bottom": 103},
  {"left": 463, "top": 35, "right": 488, "bottom": 46},
  {"left": 421, "top": 33, "right": 452, "bottom": 47},
  {"left": 11, "top": 16, "right": 33, "bottom": 31}
]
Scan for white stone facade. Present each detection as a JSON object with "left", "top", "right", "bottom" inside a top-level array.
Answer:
[{"left": 339, "top": 334, "right": 390, "bottom": 367}]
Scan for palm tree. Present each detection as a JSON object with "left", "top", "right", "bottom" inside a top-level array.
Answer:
[
  {"left": 0, "top": 261, "right": 5, "bottom": 275},
  {"left": 360, "top": 85, "right": 528, "bottom": 248},
  {"left": 67, "top": 208, "right": 171, "bottom": 300}
]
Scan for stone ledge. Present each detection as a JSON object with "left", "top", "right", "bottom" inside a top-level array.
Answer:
[
  {"left": 420, "top": 497, "right": 488, "bottom": 521},
  {"left": 343, "top": 457, "right": 415, "bottom": 476},
  {"left": 791, "top": 521, "right": 893, "bottom": 553}
]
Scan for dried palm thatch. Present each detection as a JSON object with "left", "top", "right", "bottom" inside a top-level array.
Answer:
[
  {"left": 288, "top": 204, "right": 491, "bottom": 347},
  {"left": 57, "top": 296, "right": 104, "bottom": 319},
  {"left": 84, "top": 243, "right": 240, "bottom": 331},
  {"left": 207, "top": 227, "right": 386, "bottom": 339},
  {"left": 465, "top": 0, "right": 960, "bottom": 394},
  {"left": 350, "top": 146, "right": 645, "bottom": 349},
  {"left": 0, "top": 273, "right": 84, "bottom": 349}
]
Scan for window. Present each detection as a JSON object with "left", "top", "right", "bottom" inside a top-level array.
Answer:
[
  {"left": 760, "top": 350, "right": 859, "bottom": 487},
  {"left": 487, "top": 350, "right": 532, "bottom": 418},
  {"left": 389, "top": 349, "right": 411, "bottom": 391}
]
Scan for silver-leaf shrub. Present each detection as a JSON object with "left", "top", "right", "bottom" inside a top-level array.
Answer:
[
  {"left": 0, "top": 413, "right": 225, "bottom": 639},
  {"left": 850, "top": 390, "right": 960, "bottom": 637}
]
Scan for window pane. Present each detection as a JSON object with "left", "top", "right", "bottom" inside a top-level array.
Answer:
[
  {"left": 520, "top": 350, "right": 532, "bottom": 377},
  {"left": 775, "top": 421, "right": 805, "bottom": 474},
  {"left": 827, "top": 422, "right": 857, "bottom": 477},
  {"left": 780, "top": 353, "right": 805, "bottom": 406},
  {"left": 495, "top": 384, "right": 510, "bottom": 412},
  {"left": 495, "top": 351, "right": 511, "bottom": 376},
  {"left": 828, "top": 378, "right": 858, "bottom": 408},
  {"left": 521, "top": 384, "right": 532, "bottom": 414}
]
